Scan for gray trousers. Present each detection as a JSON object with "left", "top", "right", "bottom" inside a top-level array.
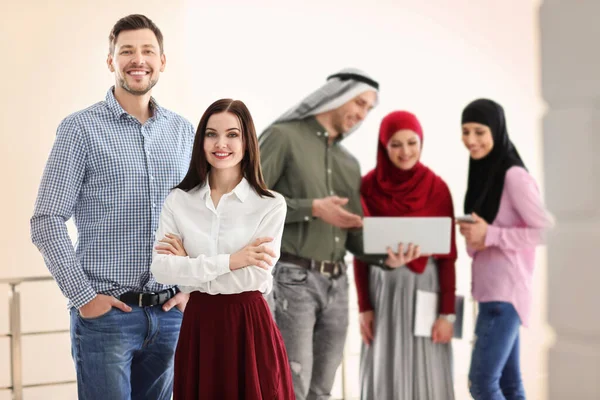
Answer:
[{"left": 267, "top": 261, "right": 349, "bottom": 400}]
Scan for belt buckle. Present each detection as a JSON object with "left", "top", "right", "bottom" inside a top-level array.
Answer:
[
  {"left": 139, "top": 292, "right": 156, "bottom": 307},
  {"left": 320, "top": 261, "right": 331, "bottom": 278}
]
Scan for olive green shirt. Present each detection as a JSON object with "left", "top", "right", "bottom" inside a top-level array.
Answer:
[{"left": 260, "top": 117, "right": 383, "bottom": 265}]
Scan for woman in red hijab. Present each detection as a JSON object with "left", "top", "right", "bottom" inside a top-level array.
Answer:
[{"left": 354, "top": 111, "right": 458, "bottom": 400}]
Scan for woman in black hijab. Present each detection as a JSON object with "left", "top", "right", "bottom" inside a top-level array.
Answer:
[
  {"left": 457, "top": 99, "right": 553, "bottom": 400},
  {"left": 462, "top": 99, "right": 526, "bottom": 223}
]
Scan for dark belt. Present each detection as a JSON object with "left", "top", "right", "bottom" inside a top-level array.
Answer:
[
  {"left": 280, "top": 252, "right": 346, "bottom": 278},
  {"left": 119, "top": 287, "right": 179, "bottom": 307}
]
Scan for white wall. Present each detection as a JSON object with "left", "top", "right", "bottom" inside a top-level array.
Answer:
[
  {"left": 541, "top": 1, "right": 600, "bottom": 399},
  {"left": 0, "top": 1, "right": 547, "bottom": 398}
]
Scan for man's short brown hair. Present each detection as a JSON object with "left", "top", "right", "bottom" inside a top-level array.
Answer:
[{"left": 108, "top": 14, "right": 164, "bottom": 55}]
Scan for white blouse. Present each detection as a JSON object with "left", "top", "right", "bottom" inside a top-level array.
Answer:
[{"left": 150, "top": 178, "right": 286, "bottom": 295}]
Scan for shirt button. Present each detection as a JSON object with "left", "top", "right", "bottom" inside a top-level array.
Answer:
[
  {"left": 324, "top": 132, "right": 329, "bottom": 137},
  {"left": 149, "top": 175, "right": 154, "bottom": 180},
  {"left": 317, "top": 132, "right": 322, "bottom": 136},
  {"left": 327, "top": 169, "right": 332, "bottom": 174},
  {"left": 335, "top": 237, "right": 340, "bottom": 243},
  {"left": 152, "top": 203, "right": 156, "bottom": 208},
  {"left": 304, "top": 216, "right": 310, "bottom": 221},
  {"left": 330, "top": 191, "right": 335, "bottom": 196}
]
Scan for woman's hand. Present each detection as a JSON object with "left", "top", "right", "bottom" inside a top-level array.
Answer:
[
  {"left": 431, "top": 317, "right": 454, "bottom": 344},
  {"left": 384, "top": 243, "right": 421, "bottom": 268},
  {"left": 359, "top": 310, "right": 375, "bottom": 345},
  {"left": 155, "top": 233, "right": 188, "bottom": 256},
  {"left": 230, "top": 237, "right": 276, "bottom": 271},
  {"left": 457, "top": 213, "right": 488, "bottom": 251}
]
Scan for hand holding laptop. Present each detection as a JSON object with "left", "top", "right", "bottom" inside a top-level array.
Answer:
[{"left": 384, "top": 242, "right": 422, "bottom": 268}]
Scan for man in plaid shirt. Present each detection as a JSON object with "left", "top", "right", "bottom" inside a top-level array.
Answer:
[{"left": 30, "top": 14, "right": 194, "bottom": 399}]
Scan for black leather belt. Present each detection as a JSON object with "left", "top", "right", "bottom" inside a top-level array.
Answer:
[
  {"left": 119, "top": 287, "right": 179, "bottom": 307},
  {"left": 280, "top": 252, "right": 346, "bottom": 278}
]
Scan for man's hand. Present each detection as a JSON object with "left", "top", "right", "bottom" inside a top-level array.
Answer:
[
  {"left": 78, "top": 294, "right": 131, "bottom": 318},
  {"left": 384, "top": 243, "right": 421, "bottom": 268},
  {"left": 312, "top": 196, "right": 363, "bottom": 229},
  {"left": 457, "top": 212, "right": 488, "bottom": 251},
  {"left": 230, "top": 237, "right": 277, "bottom": 271},
  {"left": 162, "top": 291, "right": 190, "bottom": 313}
]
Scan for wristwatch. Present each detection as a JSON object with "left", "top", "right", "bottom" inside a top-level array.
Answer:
[{"left": 439, "top": 314, "right": 456, "bottom": 323}]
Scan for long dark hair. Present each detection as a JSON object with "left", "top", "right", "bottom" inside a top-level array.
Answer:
[{"left": 175, "top": 99, "right": 274, "bottom": 198}]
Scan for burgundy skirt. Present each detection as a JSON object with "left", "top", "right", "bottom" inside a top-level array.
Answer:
[{"left": 173, "top": 291, "right": 294, "bottom": 400}]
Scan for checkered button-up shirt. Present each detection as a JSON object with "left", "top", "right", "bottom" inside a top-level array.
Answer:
[{"left": 31, "top": 88, "right": 195, "bottom": 308}]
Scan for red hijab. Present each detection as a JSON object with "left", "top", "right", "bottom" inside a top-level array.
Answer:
[{"left": 360, "top": 111, "right": 457, "bottom": 268}]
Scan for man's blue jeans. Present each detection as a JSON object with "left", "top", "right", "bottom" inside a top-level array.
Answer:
[
  {"left": 469, "top": 302, "right": 526, "bottom": 400},
  {"left": 70, "top": 305, "right": 183, "bottom": 400}
]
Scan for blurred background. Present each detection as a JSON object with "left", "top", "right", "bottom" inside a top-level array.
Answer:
[{"left": 0, "top": 0, "right": 596, "bottom": 398}]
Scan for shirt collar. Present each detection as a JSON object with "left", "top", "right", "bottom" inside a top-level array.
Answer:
[
  {"left": 198, "top": 175, "right": 251, "bottom": 203},
  {"left": 232, "top": 177, "right": 251, "bottom": 202},
  {"left": 197, "top": 181, "right": 211, "bottom": 199},
  {"left": 105, "top": 86, "right": 166, "bottom": 120}
]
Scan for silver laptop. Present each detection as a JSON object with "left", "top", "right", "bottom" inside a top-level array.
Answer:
[{"left": 363, "top": 217, "right": 452, "bottom": 255}]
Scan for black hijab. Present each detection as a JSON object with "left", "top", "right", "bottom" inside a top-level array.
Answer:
[{"left": 462, "top": 99, "right": 526, "bottom": 224}]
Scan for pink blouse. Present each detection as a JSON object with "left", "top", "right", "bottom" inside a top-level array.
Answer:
[{"left": 468, "top": 166, "right": 554, "bottom": 327}]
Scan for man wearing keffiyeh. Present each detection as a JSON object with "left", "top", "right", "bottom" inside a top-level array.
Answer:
[{"left": 259, "top": 69, "right": 420, "bottom": 400}]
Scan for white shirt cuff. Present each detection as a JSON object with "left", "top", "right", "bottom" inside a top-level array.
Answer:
[{"left": 217, "top": 254, "right": 231, "bottom": 275}]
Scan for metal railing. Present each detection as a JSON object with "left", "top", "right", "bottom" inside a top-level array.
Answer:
[
  {"left": 0, "top": 276, "right": 75, "bottom": 400},
  {"left": 2, "top": 273, "right": 470, "bottom": 399},
  {"left": 1, "top": 274, "right": 351, "bottom": 399}
]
